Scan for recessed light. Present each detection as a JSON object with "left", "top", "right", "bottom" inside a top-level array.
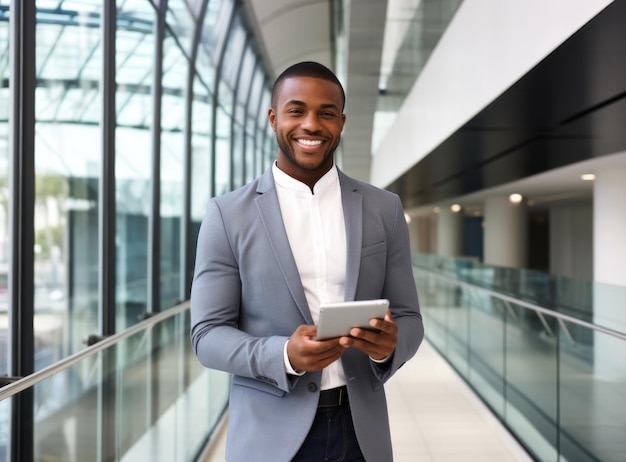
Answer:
[
  {"left": 509, "top": 193, "right": 523, "bottom": 204},
  {"left": 450, "top": 204, "right": 462, "bottom": 213},
  {"left": 581, "top": 173, "right": 595, "bottom": 181}
]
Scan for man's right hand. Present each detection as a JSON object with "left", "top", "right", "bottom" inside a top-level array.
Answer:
[{"left": 286, "top": 325, "right": 347, "bottom": 372}]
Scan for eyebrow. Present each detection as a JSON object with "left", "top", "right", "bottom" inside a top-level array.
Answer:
[{"left": 285, "top": 99, "right": 341, "bottom": 112}]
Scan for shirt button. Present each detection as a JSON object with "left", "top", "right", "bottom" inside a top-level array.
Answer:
[{"left": 307, "top": 382, "right": 318, "bottom": 393}]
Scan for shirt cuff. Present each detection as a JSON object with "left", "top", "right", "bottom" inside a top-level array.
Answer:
[
  {"left": 284, "top": 339, "right": 305, "bottom": 376},
  {"left": 370, "top": 354, "right": 391, "bottom": 364}
]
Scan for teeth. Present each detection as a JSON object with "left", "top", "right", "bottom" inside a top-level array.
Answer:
[{"left": 298, "top": 139, "right": 323, "bottom": 146}]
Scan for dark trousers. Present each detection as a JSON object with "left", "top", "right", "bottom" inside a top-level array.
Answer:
[{"left": 292, "top": 405, "right": 365, "bottom": 462}]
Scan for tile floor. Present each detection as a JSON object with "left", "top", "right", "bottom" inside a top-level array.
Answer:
[
  {"left": 201, "top": 341, "right": 534, "bottom": 461},
  {"left": 386, "top": 341, "right": 533, "bottom": 462}
]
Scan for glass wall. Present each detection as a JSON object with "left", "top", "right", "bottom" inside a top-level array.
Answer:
[
  {"left": 1, "top": 0, "right": 275, "bottom": 459},
  {"left": 0, "top": 0, "right": 273, "bottom": 384}
]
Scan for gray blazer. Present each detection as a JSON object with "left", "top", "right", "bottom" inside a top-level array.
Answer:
[{"left": 190, "top": 167, "right": 424, "bottom": 461}]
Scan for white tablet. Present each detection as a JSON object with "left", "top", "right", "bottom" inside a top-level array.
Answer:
[{"left": 315, "top": 299, "right": 389, "bottom": 340}]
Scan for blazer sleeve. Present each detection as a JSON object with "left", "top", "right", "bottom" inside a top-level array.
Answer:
[{"left": 190, "top": 199, "right": 292, "bottom": 393}]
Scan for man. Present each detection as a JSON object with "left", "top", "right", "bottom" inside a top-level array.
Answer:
[{"left": 190, "top": 61, "right": 423, "bottom": 461}]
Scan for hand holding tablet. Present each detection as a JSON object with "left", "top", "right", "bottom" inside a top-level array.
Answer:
[{"left": 316, "top": 299, "right": 389, "bottom": 340}]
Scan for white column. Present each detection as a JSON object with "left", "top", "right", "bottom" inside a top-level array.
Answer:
[
  {"left": 593, "top": 165, "right": 626, "bottom": 380},
  {"left": 407, "top": 216, "right": 434, "bottom": 254},
  {"left": 436, "top": 207, "right": 463, "bottom": 257},
  {"left": 483, "top": 196, "right": 527, "bottom": 268}
]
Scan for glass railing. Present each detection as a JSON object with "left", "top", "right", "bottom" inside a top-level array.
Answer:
[
  {"left": 0, "top": 302, "right": 230, "bottom": 462},
  {"left": 413, "top": 254, "right": 626, "bottom": 462}
]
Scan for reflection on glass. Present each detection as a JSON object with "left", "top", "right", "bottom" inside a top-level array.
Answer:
[{"left": 34, "top": 2, "right": 102, "bottom": 371}]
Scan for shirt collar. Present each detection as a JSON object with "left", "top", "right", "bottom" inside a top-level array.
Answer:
[{"left": 272, "top": 162, "right": 339, "bottom": 195}]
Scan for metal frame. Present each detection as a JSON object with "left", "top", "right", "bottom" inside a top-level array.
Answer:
[
  {"left": 413, "top": 267, "right": 626, "bottom": 341},
  {"left": 180, "top": 0, "right": 210, "bottom": 302},
  {"left": 0, "top": 303, "right": 189, "bottom": 400},
  {"left": 8, "top": 1, "right": 36, "bottom": 460}
]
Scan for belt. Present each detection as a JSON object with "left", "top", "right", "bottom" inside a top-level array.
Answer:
[{"left": 318, "top": 386, "right": 348, "bottom": 408}]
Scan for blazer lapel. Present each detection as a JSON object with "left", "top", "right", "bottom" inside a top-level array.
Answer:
[
  {"left": 254, "top": 170, "right": 313, "bottom": 324},
  {"left": 339, "top": 171, "right": 363, "bottom": 301}
]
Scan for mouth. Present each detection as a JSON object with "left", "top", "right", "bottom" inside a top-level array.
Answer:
[{"left": 296, "top": 138, "right": 324, "bottom": 148}]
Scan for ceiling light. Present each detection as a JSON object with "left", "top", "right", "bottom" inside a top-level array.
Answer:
[
  {"left": 509, "top": 193, "right": 523, "bottom": 204},
  {"left": 581, "top": 173, "right": 595, "bottom": 181},
  {"left": 433, "top": 207, "right": 440, "bottom": 214},
  {"left": 450, "top": 204, "right": 462, "bottom": 213}
]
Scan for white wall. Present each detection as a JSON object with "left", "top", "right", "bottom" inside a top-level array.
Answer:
[{"left": 371, "top": 0, "right": 615, "bottom": 188}]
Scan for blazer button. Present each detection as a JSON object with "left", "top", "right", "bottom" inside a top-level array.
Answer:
[{"left": 307, "top": 382, "right": 318, "bottom": 393}]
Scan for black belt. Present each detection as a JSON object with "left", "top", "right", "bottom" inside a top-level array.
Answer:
[{"left": 318, "top": 386, "right": 348, "bottom": 408}]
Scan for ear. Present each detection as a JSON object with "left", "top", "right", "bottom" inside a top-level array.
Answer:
[{"left": 268, "top": 107, "right": 277, "bottom": 132}]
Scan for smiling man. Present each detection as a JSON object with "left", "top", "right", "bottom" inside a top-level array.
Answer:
[{"left": 190, "top": 61, "right": 424, "bottom": 461}]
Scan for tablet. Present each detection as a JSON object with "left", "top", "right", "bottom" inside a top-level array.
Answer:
[{"left": 316, "top": 299, "right": 389, "bottom": 340}]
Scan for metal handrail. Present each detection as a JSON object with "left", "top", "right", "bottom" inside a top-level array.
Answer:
[
  {"left": 413, "top": 267, "right": 626, "bottom": 341},
  {"left": 0, "top": 301, "right": 190, "bottom": 400}
]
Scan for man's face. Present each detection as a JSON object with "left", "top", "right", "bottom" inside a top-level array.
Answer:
[{"left": 268, "top": 76, "right": 346, "bottom": 186}]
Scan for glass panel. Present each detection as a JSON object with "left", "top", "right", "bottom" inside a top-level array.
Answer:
[
  {"left": 259, "top": 90, "right": 274, "bottom": 171},
  {"left": 33, "top": 352, "right": 102, "bottom": 460},
  {"left": 190, "top": 80, "right": 212, "bottom": 223},
  {"left": 414, "top": 255, "right": 626, "bottom": 462},
  {"left": 160, "top": 30, "right": 187, "bottom": 309},
  {"left": 560, "top": 325, "right": 626, "bottom": 462},
  {"left": 214, "top": 106, "right": 231, "bottom": 196},
  {"left": 116, "top": 0, "right": 155, "bottom": 329},
  {"left": 18, "top": 309, "right": 231, "bottom": 461},
  {"left": 0, "top": 3, "right": 9, "bottom": 377},
  {"left": 165, "top": 0, "right": 195, "bottom": 56},
  {"left": 469, "top": 293, "right": 505, "bottom": 415},
  {"left": 232, "top": 116, "right": 244, "bottom": 189},
  {"left": 34, "top": 2, "right": 102, "bottom": 370},
  {"left": 201, "top": 0, "right": 229, "bottom": 65},
  {"left": 504, "top": 305, "right": 558, "bottom": 461},
  {"left": 0, "top": 397, "right": 8, "bottom": 460}
]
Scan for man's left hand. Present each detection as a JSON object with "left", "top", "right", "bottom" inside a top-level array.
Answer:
[{"left": 338, "top": 309, "right": 397, "bottom": 361}]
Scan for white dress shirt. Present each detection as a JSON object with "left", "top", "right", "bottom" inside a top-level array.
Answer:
[{"left": 272, "top": 162, "right": 347, "bottom": 390}]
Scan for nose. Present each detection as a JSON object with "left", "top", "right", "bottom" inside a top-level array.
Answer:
[{"left": 301, "top": 112, "right": 322, "bottom": 132}]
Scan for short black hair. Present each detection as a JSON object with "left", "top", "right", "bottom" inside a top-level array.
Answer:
[{"left": 271, "top": 61, "right": 346, "bottom": 110}]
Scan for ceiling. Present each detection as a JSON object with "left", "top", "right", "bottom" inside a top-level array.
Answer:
[{"left": 242, "top": 0, "right": 626, "bottom": 217}]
